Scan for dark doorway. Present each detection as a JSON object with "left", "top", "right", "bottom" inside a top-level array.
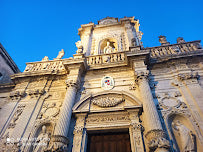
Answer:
[{"left": 87, "top": 132, "right": 131, "bottom": 152}]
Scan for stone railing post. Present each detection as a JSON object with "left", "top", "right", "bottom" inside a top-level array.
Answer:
[
  {"left": 49, "top": 68, "right": 81, "bottom": 151},
  {"left": 135, "top": 70, "right": 170, "bottom": 152}
]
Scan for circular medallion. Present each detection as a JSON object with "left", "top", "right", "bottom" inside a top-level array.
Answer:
[
  {"left": 162, "top": 98, "right": 179, "bottom": 107},
  {"left": 101, "top": 76, "right": 114, "bottom": 90}
]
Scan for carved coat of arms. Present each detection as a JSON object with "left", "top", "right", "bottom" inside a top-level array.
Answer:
[{"left": 101, "top": 76, "right": 114, "bottom": 90}]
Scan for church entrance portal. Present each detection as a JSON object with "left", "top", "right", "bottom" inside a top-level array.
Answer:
[{"left": 87, "top": 132, "right": 131, "bottom": 152}]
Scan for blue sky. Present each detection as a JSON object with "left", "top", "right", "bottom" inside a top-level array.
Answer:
[{"left": 1, "top": 0, "right": 203, "bottom": 71}]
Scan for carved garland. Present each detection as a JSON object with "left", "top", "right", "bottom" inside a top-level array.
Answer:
[{"left": 92, "top": 97, "right": 124, "bottom": 107}]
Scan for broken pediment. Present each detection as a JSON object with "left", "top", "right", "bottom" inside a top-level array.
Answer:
[{"left": 72, "top": 91, "right": 142, "bottom": 113}]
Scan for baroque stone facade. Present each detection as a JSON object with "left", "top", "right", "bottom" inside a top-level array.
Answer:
[{"left": 0, "top": 16, "right": 203, "bottom": 152}]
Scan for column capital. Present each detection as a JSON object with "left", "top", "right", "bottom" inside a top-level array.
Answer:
[
  {"left": 145, "top": 129, "right": 170, "bottom": 151},
  {"left": 65, "top": 79, "right": 80, "bottom": 88},
  {"left": 135, "top": 70, "right": 149, "bottom": 82}
]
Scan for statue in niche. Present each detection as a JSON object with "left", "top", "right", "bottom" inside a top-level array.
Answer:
[
  {"left": 172, "top": 120, "right": 195, "bottom": 152},
  {"left": 33, "top": 125, "right": 50, "bottom": 152},
  {"left": 103, "top": 41, "right": 114, "bottom": 54}
]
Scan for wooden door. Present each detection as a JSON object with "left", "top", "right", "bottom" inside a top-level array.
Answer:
[{"left": 87, "top": 132, "right": 131, "bottom": 152}]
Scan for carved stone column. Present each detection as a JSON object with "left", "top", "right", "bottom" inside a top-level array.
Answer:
[
  {"left": 72, "top": 114, "right": 86, "bottom": 152},
  {"left": 50, "top": 68, "right": 81, "bottom": 151},
  {"left": 135, "top": 71, "right": 170, "bottom": 152}
]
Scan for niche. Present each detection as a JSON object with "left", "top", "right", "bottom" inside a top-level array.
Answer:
[{"left": 99, "top": 38, "right": 118, "bottom": 54}]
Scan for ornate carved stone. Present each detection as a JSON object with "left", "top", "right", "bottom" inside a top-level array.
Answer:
[
  {"left": 38, "top": 102, "right": 61, "bottom": 119},
  {"left": 177, "top": 37, "right": 185, "bottom": 44},
  {"left": 92, "top": 96, "right": 124, "bottom": 107},
  {"left": 55, "top": 49, "right": 65, "bottom": 60},
  {"left": 145, "top": 129, "right": 170, "bottom": 151},
  {"left": 8, "top": 104, "right": 26, "bottom": 129},
  {"left": 33, "top": 125, "right": 50, "bottom": 152},
  {"left": 9, "top": 90, "right": 26, "bottom": 100},
  {"left": 86, "top": 114, "right": 130, "bottom": 123},
  {"left": 172, "top": 120, "right": 196, "bottom": 151},
  {"left": 98, "top": 17, "right": 118, "bottom": 25},
  {"left": 65, "top": 79, "right": 79, "bottom": 88},
  {"left": 73, "top": 126, "right": 83, "bottom": 135},
  {"left": 134, "top": 70, "right": 149, "bottom": 83},
  {"left": 101, "top": 76, "right": 114, "bottom": 90},
  {"left": 131, "top": 122, "right": 144, "bottom": 132},
  {"left": 42, "top": 56, "right": 49, "bottom": 61},
  {"left": 47, "top": 135, "right": 68, "bottom": 152},
  {"left": 75, "top": 41, "right": 83, "bottom": 54},
  {"left": 177, "top": 71, "right": 199, "bottom": 81},
  {"left": 159, "top": 35, "right": 170, "bottom": 46},
  {"left": 27, "top": 89, "right": 45, "bottom": 98},
  {"left": 129, "top": 81, "right": 137, "bottom": 90}
]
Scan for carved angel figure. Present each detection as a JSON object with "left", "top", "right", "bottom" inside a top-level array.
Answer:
[
  {"left": 172, "top": 120, "right": 195, "bottom": 152},
  {"left": 33, "top": 125, "right": 50, "bottom": 152},
  {"left": 56, "top": 49, "right": 64, "bottom": 59}
]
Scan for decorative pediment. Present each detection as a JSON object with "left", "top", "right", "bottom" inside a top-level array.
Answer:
[
  {"left": 73, "top": 91, "right": 142, "bottom": 113},
  {"left": 98, "top": 17, "right": 118, "bottom": 25}
]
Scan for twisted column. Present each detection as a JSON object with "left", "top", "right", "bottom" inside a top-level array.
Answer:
[
  {"left": 50, "top": 78, "right": 79, "bottom": 151},
  {"left": 135, "top": 71, "right": 170, "bottom": 152}
]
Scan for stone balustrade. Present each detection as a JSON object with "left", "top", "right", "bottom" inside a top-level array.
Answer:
[
  {"left": 150, "top": 41, "right": 202, "bottom": 58},
  {"left": 24, "top": 60, "right": 66, "bottom": 72},
  {"left": 87, "top": 52, "right": 126, "bottom": 65}
]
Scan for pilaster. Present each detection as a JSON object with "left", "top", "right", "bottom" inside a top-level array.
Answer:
[
  {"left": 72, "top": 114, "right": 87, "bottom": 152},
  {"left": 128, "top": 110, "right": 145, "bottom": 152}
]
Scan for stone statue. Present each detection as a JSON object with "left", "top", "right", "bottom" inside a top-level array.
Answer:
[
  {"left": 131, "top": 38, "right": 136, "bottom": 47},
  {"left": 33, "top": 125, "right": 49, "bottom": 152},
  {"left": 75, "top": 41, "right": 83, "bottom": 54},
  {"left": 42, "top": 56, "right": 49, "bottom": 61},
  {"left": 56, "top": 49, "right": 64, "bottom": 59},
  {"left": 172, "top": 120, "right": 195, "bottom": 152},
  {"left": 177, "top": 37, "right": 186, "bottom": 44},
  {"left": 103, "top": 41, "right": 114, "bottom": 54},
  {"left": 159, "top": 35, "right": 170, "bottom": 46}
]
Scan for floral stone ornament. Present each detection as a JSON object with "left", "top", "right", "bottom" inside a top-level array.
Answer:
[{"left": 101, "top": 76, "right": 114, "bottom": 90}]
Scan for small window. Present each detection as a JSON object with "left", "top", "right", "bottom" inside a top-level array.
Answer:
[{"left": 0, "top": 72, "right": 3, "bottom": 80}]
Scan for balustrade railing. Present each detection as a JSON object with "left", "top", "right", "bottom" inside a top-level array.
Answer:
[
  {"left": 87, "top": 52, "right": 126, "bottom": 65},
  {"left": 24, "top": 60, "right": 65, "bottom": 72},
  {"left": 150, "top": 41, "right": 202, "bottom": 58}
]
